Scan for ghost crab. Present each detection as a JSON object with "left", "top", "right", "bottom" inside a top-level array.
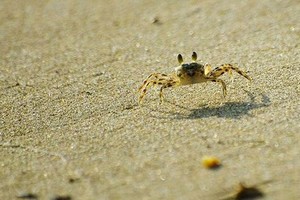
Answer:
[{"left": 138, "top": 52, "right": 252, "bottom": 104}]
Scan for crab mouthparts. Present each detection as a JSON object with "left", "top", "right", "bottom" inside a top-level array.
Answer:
[{"left": 187, "top": 70, "right": 195, "bottom": 76}]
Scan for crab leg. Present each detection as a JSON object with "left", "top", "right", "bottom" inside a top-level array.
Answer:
[
  {"left": 207, "top": 64, "right": 252, "bottom": 81},
  {"left": 159, "top": 81, "right": 179, "bottom": 103},
  {"left": 138, "top": 73, "right": 167, "bottom": 92},
  {"left": 210, "top": 78, "right": 227, "bottom": 97},
  {"left": 138, "top": 73, "right": 178, "bottom": 104}
]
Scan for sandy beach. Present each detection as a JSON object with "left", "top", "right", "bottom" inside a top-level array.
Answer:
[{"left": 1, "top": 0, "right": 299, "bottom": 199}]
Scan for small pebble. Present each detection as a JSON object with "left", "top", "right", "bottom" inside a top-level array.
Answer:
[{"left": 202, "top": 156, "right": 221, "bottom": 169}]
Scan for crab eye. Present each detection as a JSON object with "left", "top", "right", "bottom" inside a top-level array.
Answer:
[
  {"left": 177, "top": 54, "right": 183, "bottom": 64},
  {"left": 192, "top": 52, "right": 197, "bottom": 61}
]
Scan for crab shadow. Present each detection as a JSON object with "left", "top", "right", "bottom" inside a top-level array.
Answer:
[{"left": 164, "top": 91, "right": 271, "bottom": 120}]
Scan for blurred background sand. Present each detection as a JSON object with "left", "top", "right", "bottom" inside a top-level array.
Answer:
[{"left": 0, "top": 0, "right": 299, "bottom": 199}]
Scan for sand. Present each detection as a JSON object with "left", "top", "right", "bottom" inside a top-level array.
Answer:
[{"left": 0, "top": 0, "right": 299, "bottom": 199}]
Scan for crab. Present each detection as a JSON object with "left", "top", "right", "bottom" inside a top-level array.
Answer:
[{"left": 138, "top": 52, "right": 252, "bottom": 104}]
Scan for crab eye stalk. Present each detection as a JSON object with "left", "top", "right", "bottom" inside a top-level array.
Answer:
[
  {"left": 177, "top": 54, "right": 183, "bottom": 64},
  {"left": 192, "top": 52, "right": 197, "bottom": 61}
]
